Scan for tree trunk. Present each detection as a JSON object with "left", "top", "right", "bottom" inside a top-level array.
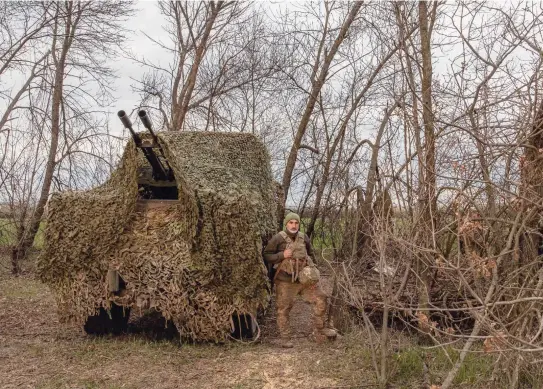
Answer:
[
  {"left": 14, "top": 3, "right": 76, "bottom": 266},
  {"left": 172, "top": 2, "right": 223, "bottom": 131},
  {"left": 416, "top": 0, "right": 437, "bottom": 324},
  {"left": 519, "top": 100, "right": 543, "bottom": 264}
]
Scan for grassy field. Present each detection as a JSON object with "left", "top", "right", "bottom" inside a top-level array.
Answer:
[
  {"left": 298, "top": 217, "right": 343, "bottom": 256},
  {"left": 0, "top": 218, "right": 44, "bottom": 249},
  {"left": 0, "top": 255, "right": 502, "bottom": 389},
  {"left": 0, "top": 217, "right": 15, "bottom": 246}
]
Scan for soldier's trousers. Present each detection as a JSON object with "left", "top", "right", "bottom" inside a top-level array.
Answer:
[{"left": 275, "top": 279, "right": 327, "bottom": 338}]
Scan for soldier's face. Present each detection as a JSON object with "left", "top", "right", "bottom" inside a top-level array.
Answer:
[{"left": 286, "top": 219, "right": 299, "bottom": 233}]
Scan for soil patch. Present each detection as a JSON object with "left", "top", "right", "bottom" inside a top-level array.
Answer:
[
  {"left": 0, "top": 256, "right": 497, "bottom": 389},
  {"left": 0, "top": 261, "right": 374, "bottom": 389}
]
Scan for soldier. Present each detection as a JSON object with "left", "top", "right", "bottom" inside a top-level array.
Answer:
[{"left": 264, "top": 212, "right": 337, "bottom": 348}]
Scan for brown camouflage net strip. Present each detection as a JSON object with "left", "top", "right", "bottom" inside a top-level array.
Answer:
[{"left": 38, "top": 132, "right": 277, "bottom": 341}]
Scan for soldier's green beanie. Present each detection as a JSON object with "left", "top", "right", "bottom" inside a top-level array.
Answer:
[{"left": 283, "top": 212, "right": 301, "bottom": 230}]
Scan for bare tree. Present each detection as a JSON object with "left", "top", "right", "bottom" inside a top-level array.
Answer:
[
  {"left": 134, "top": 1, "right": 276, "bottom": 132},
  {"left": 413, "top": 0, "right": 438, "bottom": 330},
  {"left": 0, "top": 3, "right": 53, "bottom": 193},
  {"left": 279, "top": 1, "right": 364, "bottom": 220},
  {"left": 7, "top": 1, "right": 134, "bottom": 272}
]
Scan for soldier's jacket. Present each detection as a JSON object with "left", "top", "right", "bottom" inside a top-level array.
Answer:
[{"left": 264, "top": 231, "right": 315, "bottom": 282}]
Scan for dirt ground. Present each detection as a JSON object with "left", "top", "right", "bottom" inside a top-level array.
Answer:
[
  {"left": 0, "top": 260, "right": 381, "bottom": 389},
  {"left": 1, "top": 256, "right": 499, "bottom": 389}
]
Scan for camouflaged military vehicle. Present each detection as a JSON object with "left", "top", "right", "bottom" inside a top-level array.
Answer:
[{"left": 37, "top": 110, "right": 277, "bottom": 341}]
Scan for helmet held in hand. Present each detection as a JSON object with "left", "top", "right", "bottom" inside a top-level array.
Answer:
[{"left": 299, "top": 265, "right": 320, "bottom": 285}]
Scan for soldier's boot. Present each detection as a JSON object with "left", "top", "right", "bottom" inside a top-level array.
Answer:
[
  {"left": 275, "top": 317, "right": 294, "bottom": 348},
  {"left": 275, "top": 337, "right": 294, "bottom": 348},
  {"left": 313, "top": 327, "right": 338, "bottom": 344},
  {"left": 313, "top": 294, "right": 337, "bottom": 343},
  {"left": 321, "top": 327, "right": 338, "bottom": 339},
  {"left": 313, "top": 322, "right": 336, "bottom": 344}
]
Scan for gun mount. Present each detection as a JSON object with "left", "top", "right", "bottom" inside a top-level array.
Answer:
[{"left": 117, "top": 110, "right": 174, "bottom": 182}]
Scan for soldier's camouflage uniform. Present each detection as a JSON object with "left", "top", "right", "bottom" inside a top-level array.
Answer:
[{"left": 264, "top": 229, "right": 328, "bottom": 343}]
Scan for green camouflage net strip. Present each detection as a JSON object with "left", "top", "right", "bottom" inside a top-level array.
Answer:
[
  {"left": 38, "top": 144, "right": 139, "bottom": 324},
  {"left": 38, "top": 132, "right": 276, "bottom": 341}
]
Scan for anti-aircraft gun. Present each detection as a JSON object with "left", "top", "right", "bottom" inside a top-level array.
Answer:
[
  {"left": 118, "top": 110, "right": 178, "bottom": 200},
  {"left": 38, "top": 113, "right": 277, "bottom": 342},
  {"left": 118, "top": 110, "right": 174, "bottom": 182}
]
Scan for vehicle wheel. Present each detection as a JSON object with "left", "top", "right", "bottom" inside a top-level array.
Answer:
[
  {"left": 109, "top": 304, "right": 130, "bottom": 335},
  {"left": 84, "top": 304, "right": 130, "bottom": 335},
  {"left": 231, "top": 313, "right": 257, "bottom": 340}
]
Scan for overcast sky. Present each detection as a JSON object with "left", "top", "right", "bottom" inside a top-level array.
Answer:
[
  {"left": 1, "top": 1, "right": 541, "bottom": 206},
  {"left": 110, "top": 1, "right": 170, "bottom": 137}
]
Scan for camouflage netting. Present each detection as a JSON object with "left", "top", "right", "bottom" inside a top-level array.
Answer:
[{"left": 38, "top": 131, "right": 277, "bottom": 341}]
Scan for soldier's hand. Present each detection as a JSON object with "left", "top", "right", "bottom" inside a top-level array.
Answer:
[{"left": 283, "top": 249, "right": 292, "bottom": 259}]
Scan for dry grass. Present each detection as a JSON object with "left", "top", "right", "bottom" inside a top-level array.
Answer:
[
  {"left": 0, "top": 255, "right": 375, "bottom": 389},
  {"left": 0, "top": 254, "right": 499, "bottom": 389}
]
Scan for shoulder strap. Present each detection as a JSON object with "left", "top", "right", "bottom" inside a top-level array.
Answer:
[{"left": 279, "top": 231, "right": 289, "bottom": 242}]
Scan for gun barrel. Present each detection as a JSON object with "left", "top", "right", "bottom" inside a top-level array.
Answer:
[
  {"left": 138, "top": 110, "right": 161, "bottom": 142},
  {"left": 138, "top": 110, "right": 153, "bottom": 131},
  {"left": 137, "top": 110, "right": 174, "bottom": 181},
  {"left": 118, "top": 110, "right": 141, "bottom": 146},
  {"left": 117, "top": 108, "right": 174, "bottom": 182},
  {"left": 118, "top": 110, "right": 132, "bottom": 128}
]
